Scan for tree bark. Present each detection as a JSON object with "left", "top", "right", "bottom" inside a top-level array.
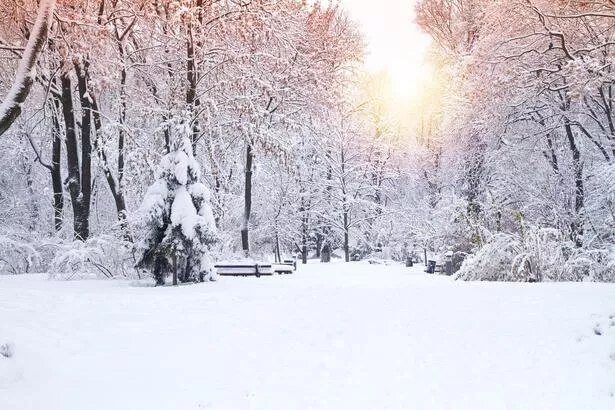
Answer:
[
  {"left": 60, "top": 73, "right": 87, "bottom": 240},
  {"left": 320, "top": 160, "right": 333, "bottom": 263},
  {"left": 50, "top": 97, "right": 63, "bottom": 231},
  {"left": 241, "top": 144, "right": 253, "bottom": 256},
  {"left": 186, "top": 20, "right": 200, "bottom": 154},
  {"left": 545, "top": 132, "right": 559, "bottom": 174},
  {"left": 564, "top": 122, "right": 584, "bottom": 247},
  {"left": 300, "top": 201, "right": 308, "bottom": 264},
  {"left": 74, "top": 59, "right": 93, "bottom": 241},
  {"left": 315, "top": 232, "right": 322, "bottom": 258},
  {"left": 172, "top": 254, "right": 178, "bottom": 286},
  {"left": 274, "top": 231, "right": 281, "bottom": 263},
  {"left": 343, "top": 206, "right": 350, "bottom": 263}
]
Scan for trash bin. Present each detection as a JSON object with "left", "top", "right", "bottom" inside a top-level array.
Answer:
[
  {"left": 426, "top": 260, "right": 436, "bottom": 274},
  {"left": 405, "top": 257, "right": 413, "bottom": 267}
]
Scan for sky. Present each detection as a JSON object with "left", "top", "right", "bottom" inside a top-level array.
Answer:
[{"left": 340, "top": 0, "right": 432, "bottom": 99}]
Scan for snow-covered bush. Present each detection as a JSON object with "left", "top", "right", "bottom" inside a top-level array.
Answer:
[
  {"left": 563, "top": 247, "right": 615, "bottom": 283},
  {"left": 456, "top": 227, "right": 569, "bottom": 282},
  {"left": 49, "top": 235, "right": 135, "bottom": 279},
  {"left": 134, "top": 120, "right": 218, "bottom": 286},
  {"left": 510, "top": 227, "right": 568, "bottom": 282},
  {"left": 452, "top": 225, "right": 615, "bottom": 283},
  {"left": 455, "top": 233, "right": 522, "bottom": 281},
  {"left": 0, "top": 234, "right": 39, "bottom": 274}
]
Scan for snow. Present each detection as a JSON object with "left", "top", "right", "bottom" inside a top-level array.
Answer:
[
  {"left": 1, "top": 262, "right": 615, "bottom": 410},
  {"left": 189, "top": 182, "right": 211, "bottom": 204},
  {"left": 171, "top": 186, "right": 199, "bottom": 239},
  {"left": 173, "top": 151, "right": 189, "bottom": 185},
  {"left": 138, "top": 179, "right": 168, "bottom": 227}
]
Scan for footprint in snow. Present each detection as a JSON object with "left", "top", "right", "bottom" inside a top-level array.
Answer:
[
  {"left": 0, "top": 343, "right": 13, "bottom": 358},
  {"left": 594, "top": 323, "right": 603, "bottom": 336}
]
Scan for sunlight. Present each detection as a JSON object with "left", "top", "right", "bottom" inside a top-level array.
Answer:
[
  {"left": 387, "top": 62, "right": 432, "bottom": 100},
  {"left": 341, "top": 0, "right": 432, "bottom": 102}
]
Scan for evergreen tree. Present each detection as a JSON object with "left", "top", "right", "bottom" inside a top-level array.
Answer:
[{"left": 135, "top": 120, "right": 217, "bottom": 286}]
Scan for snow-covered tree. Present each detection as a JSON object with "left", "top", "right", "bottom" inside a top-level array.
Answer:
[{"left": 135, "top": 119, "right": 217, "bottom": 286}]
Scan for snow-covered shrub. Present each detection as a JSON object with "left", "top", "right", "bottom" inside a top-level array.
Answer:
[
  {"left": 134, "top": 120, "right": 217, "bottom": 286},
  {"left": 455, "top": 233, "right": 522, "bottom": 281},
  {"left": 563, "top": 247, "right": 615, "bottom": 282},
  {"left": 0, "top": 234, "right": 40, "bottom": 274},
  {"left": 456, "top": 227, "right": 569, "bottom": 282},
  {"left": 456, "top": 225, "right": 615, "bottom": 282},
  {"left": 510, "top": 227, "right": 568, "bottom": 282},
  {"left": 49, "top": 235, "right": 135, "bottom": 279}
]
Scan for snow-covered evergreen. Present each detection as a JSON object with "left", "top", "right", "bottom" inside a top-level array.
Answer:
[{"left": 135, "top": 120, "right": 217, "bottom": 285}]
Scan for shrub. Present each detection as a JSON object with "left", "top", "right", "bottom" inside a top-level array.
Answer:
[
  {"left": 49, "top": 235, "right": 136, "bottom": 279},
  {"left": 0, "top": 234, "right": 40, "bottom": 274},
  {"left": 456, "top": 227, "right": 570, "bottom": 282}
]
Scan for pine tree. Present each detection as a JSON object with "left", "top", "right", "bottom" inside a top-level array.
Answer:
[{"left": 135, "top": 119, "right": 217, "bottom": 286}]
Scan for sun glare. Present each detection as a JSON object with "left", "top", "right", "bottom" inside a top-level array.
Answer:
[
  {"left": 387, "top": 62, "right": 432, "bottom": 100},
  {"left": 341, "top": 0, "right": 432, "bottom": 102}
]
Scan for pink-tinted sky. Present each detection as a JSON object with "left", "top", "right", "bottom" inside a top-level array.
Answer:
[{"left": 341, "top": 0, "right": 432, "bottom": 97}]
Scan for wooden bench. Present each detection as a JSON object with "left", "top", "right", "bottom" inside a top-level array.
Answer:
[
  {"left": 215, "top": 264, "right": 273, "bottom": 278},
  {"left": 273, "top": 263, "right": 293, "bottom": 274},
  {"left": 282, "top": 259, "right": 297, "bottom": 270}
]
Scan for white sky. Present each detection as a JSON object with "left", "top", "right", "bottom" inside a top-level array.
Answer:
[{"left": 340, "top": 0, "right": 432, "bottom": 98}]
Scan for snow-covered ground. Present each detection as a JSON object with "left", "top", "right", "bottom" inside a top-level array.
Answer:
[{"left": 1, "top": 261, "right": 615, "bottom": 410}]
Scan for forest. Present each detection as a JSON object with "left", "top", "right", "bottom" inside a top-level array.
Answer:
[{"left": 0, "top": 0, "right": 614, "bottom": 283}]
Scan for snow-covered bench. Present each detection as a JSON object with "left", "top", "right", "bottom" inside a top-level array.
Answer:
[
  {"left": 276, "top": 259, "right": 297, "bottom": 274},
  {"left": 272, "top": 263, "right": 294, "bottom": 274},
  {"left": 215, "top": 264, "right": 273, "bottom": 278}
]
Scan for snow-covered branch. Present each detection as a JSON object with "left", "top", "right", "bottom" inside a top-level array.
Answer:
[{"left": 0, "top": 0, "right": 55, "bottom": 137}]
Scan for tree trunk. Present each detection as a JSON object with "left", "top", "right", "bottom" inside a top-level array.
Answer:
[
  {"left": 545, "top": 132, "right": 559, "bottom": 174},
  {"left": 343, "top": 202, "right": 349, "bottom": 262},
  {"left": 301, "top": 213, "right": 308, "bottom": 264},
  {"left": 153, "top": 255, "right": 166, "bottom": 286},
  {"left": 186, "top": 22, "right": 200, "bottom": 154},
  {"left": 299, "top": 184, "right": 309, "bottom": 264},
  {"left": 113, "top": 20, "right": 128, "bottom": 189},
  {"left": 75, "top": 60, "right": 93, "bottom": 241},
  {"left": 564, "top": 122, "right": 584, "bottom": 247},
  {"left": 241, "top": 144, "right": 253, "bottom": 256},
  {"left": 274, "top": 230, "right": 281, "bottom": 263},
  {"left": 50, "top": 97, "right": 64, "bottom": 231},
  {"left": 118, "top": 67, "right": 126, "bottom": 188},
  {"left": 23, "top": 161, "right": 39, "bottom": 231},
  {"left": 320, "top": 160, "right": 332, "bottom": 263},
  {"left": 172, "top": 254, "right": 178, "bottom": 286},
  {"left": 60, "top": 73, "right": 87, "bottom": 240}
]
